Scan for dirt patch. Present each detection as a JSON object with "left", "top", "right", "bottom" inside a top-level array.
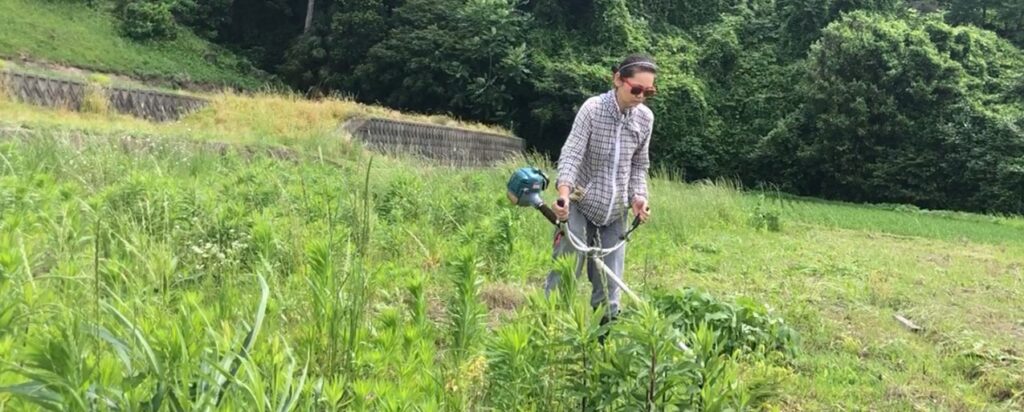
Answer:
[
  {"left": 481, "top": 281, "right": 526, "bottom": 328},
  {"left": 481, "top": 282, "right": 525, "bottom": 313},
  {"left": 884, "top": 385, "right": 974, "bottom": 412}
]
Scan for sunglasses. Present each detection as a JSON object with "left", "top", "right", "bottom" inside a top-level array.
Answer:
[{"left": 622, "top": 78, "right": 656, "bottom": 98}]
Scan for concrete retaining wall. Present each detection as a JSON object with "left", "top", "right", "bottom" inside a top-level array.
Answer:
[
  {"left": 341, "top": 117, "right": 524, "bottom": 166},
  {"left": 1, "top": 71, "right": 207, "bottom": 121}
]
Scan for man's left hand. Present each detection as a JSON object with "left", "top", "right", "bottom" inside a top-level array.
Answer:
[{"left": 632, "top": 197, "right": 650, "bottom": 223}]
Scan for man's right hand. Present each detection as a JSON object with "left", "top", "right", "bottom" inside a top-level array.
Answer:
[
  {"left": 553, "top": 196, "right": 570, "bottom": 222},
  {"left": 553, "top": 185, "right": 572, "bottom": 222}
]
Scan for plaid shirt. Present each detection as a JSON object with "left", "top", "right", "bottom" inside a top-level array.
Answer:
[{"left": 556, "top": 90, "right": 653, "bottom": 227}]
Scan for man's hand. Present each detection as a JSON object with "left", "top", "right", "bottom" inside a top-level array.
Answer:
[
  {"left": 632, "top": 197, "right": 650, "bottom": 223},
  {"left": 553, "top": 185, "right": 572, "bottom": 222}
]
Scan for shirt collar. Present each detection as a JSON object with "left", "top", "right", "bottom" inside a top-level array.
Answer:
[{"left": 603, "top": 90, "right": 633, "bottom": 119}]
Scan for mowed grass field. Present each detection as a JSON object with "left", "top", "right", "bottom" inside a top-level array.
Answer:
[{"left": 0, "top": 111, "right": 1021, "bottom": 410}]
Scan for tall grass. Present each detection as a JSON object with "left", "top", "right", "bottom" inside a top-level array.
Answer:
[
  {"left": 1, "top": 134, "right": 1022, "bottom": 410},
  {"left": 80, "top": 81, "right": 109, "bottom": 115}
]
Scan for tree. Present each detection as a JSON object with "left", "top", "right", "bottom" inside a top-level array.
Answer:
[
  {"left": 305, "top": 0, "right": 316, "bottom": 33},
  {"left": 761, "top": 11, "right": 1024, "bottom": 214},
  {"left": 171, "top": 0, "right": 232, "bottom": 39},
  {"left": 941, "top": 0, "right": 1024, "bottom": 47},
  {"left": 344, "top": 0, "right": 530, "bottom": 124}
]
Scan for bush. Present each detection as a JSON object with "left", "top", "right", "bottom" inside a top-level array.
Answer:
[
  {"left": 117, "top": 0, "right": 177, "bottom": 41},
  {"left": 651, "top": 287, "right": 799, "bottom": 358}
]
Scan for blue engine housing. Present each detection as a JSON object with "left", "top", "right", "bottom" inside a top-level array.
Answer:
[{"left": 506, "top": 167, "right": 549, "bottom": 207}]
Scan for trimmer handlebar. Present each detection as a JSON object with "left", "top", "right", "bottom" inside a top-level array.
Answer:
[
  {"left": 554, "top": 198, "right": 645, "bottom": 241},
  {"left": 538, "top": 204, "right": 558, "bottom": 226}
]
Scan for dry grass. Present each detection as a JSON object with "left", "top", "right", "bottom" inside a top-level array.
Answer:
[
  {"left": 0, "top": 89, "right": 512, "bottom": 146},
  {"left": 480, "top": 282, "right": 525, "bottom": 312},
  {"left": 80, "top": 82, "right": 109, "bottom": 115},
  {"left": 183, "top": 91, "right": 510, "bottom": 138}
]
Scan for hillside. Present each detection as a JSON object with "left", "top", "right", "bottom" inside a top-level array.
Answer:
[{"left": 0, "top": 0, "right": 270, "bottom": 90}]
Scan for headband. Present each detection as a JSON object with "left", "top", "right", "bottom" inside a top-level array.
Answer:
[{"left": 617, "top": 61, "right": 658, "bottom": 72}]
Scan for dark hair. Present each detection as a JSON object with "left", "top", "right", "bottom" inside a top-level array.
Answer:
[{"left": 612, "top": 54, "right": 658, "bottom": 78}]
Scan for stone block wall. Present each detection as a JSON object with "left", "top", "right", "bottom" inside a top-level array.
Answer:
[
  {"left": 342, "top": 117, "right": 524, "bottom": 166},
  {"left": 1, "top": 71, "right": 207, "bottom": 121}
]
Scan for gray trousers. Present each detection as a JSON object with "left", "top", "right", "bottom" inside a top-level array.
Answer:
[{"left": 544, "top": 204, "right": 627, "bottom": 317}]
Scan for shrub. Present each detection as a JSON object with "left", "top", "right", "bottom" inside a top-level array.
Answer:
[
  {"left": 651, "top": 287, "right": 799, "bottom": 358},
  {"left": 117, "top": 0, "right": 177, "bottom": 41}
]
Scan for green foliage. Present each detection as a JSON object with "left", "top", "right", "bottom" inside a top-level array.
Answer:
[
  {"left": 651, "top": 288, "right": 799, "bottom": 359},
  {"left": 280, "top": 0, "right": 395, "bottom": 93},
  {"left": 354, "top": 0, "right": 531, "bottom": 123},
  {"left": 943, "top": 0, "right": 1024, "bottom": 47},
  {"left": 776, "top": 0, "right": 900, "bottom": 56},
  {"left": 448, "top": 247, "right": 486, "bottom": 363},
  {"left": 748, "top": 193, "right": 784, "bottom": 232},
  {"left": 760, "top": 11, "right": 1024, "bottom": 214},
  {"left": 170, "top": 0, "right": 232, "bottom": 40},
  {"left": 116, "top": 0, "right": 177, "bottom": 41},
  {"left": 113, "top": 0, "right": 230, "bottom": 41}
]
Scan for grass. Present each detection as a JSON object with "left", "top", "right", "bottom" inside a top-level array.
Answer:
[
  {"left": 0, "top": 91, "right": 512, "bottom": 146},
  {"left": 0, "top": 0, "right": 269, "bottom": 90},
  {"left": 1, "top": 58, "right": 184, "bottom": 94},
  {"left": 765, "top": 193, "right": 1024, "bottom": 246},
  {"left": 0, "top": 130, "right": 1021, "bottom": 410}
]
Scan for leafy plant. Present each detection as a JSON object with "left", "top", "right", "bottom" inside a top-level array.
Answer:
[
  {"left": 748, "top": 193, "right": 784, "bottom": 232},
  {"left": 651, "top": 287, "right": 799, "bottom": 359}
]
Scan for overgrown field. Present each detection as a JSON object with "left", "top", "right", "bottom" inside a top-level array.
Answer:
[{"left": 0, "top": 133, "right": 1022, "bottom": 410}]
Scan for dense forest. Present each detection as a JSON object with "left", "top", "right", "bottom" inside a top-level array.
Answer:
[{"left": 76, "top": 0, "right": 1024, "bottom": 214}]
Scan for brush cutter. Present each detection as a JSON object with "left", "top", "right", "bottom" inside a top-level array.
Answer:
[
  {"left": 505, "top": 166, "right": 559, "bottom": 224},
  {"left": 506, "top": 167, "right": 690, "bottom": 352}
]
